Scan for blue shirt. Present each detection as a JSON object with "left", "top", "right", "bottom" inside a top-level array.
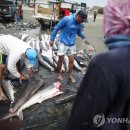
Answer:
[{"left": 50, "top": 14, "right": 85, "bottom": 46}]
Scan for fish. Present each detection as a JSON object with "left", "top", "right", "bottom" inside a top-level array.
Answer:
[
  {"left": 74, "top": 55, "right": 87, "bottom": 68},
  {"left": 39, "top": 34, "right": 48, "bottom": 51},
  {"left": 29, "top": 38, "right": 36, "bottom": 49},
  {"left": 39, "top": 41, "right": 46, "bottom": 52},
  {"left": 35, "top": 37, "right": 40, "bottom": 52},
  {"left": 44, "top": 34, "right": 50, "bottom": 50},
  {"left": 39, "top": 34, "right": 43, "bottom": 41},
  {"left": 55, "top": 93, "right": 76, "bottom": 104},
  {"left": 23, "top": 35, "right": 32, "bottom": 43},
  {"left": 76, "top": 50, "right": 88, "bottom": 60},
  {"left": 42, "top": 55, "right": 57, "bottom": 69},
  {"left": 41, "top": 49, "right": 58, "bottom": 68},
  {"left": 86, "top": 53, "right": 93, "bottom": 60},
  {"left": 38, "top": 53, "right": 54, "bottom": 71},
  {"left": 21, "top": 34, "right": 29, "bottom": 41},
  {"left": 2, "top": 79, "right": 15, "bottom": 103},
  {"left": 0, "top": 81, "right": 63, "bottom": 121},
  {"left": 17, "top": 35, "right": 22, "bottom": 40},
  {"left": 8, "top": 75, "right": 44, "bottom": 113},
  {"left": 74, "top": 60, "right": 83, "bottom": 72}
]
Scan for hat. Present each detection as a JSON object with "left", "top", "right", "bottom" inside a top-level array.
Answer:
[
  {"left": 26, "top": 48, "right": 37, "bottom": 65},
  {"left": 77, "top": 10, "right": 87, "bottom": 22},
  {"left": 104, "top": 0, "right": 130, "bottom": 38}
]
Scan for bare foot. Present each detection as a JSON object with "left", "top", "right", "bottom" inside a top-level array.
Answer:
[
  {"left": 57, "top": 75, "right": 63, "bottom": 81},
  {"left": 68, "top": 76, "right": 75, "bottom": 83}
]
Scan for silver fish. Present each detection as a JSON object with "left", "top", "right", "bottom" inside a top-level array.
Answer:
[
  {"left": 2, "top": 80, "right": 15, "bottom": 103},
  {"left": 8, "top": 76, "right": 44, "bottom": 113},
  {"left": 74, "top": 60, "right": 83, "bottom": 72},
  {"left": 35, "top": 37, "right": 40, "bottom": 52},
  {"left": 38, "top": 53, "right": 54, "bottom": 71},
  {"left": 21, "top": 34, "right": 29, "bottom": 41},
  {"left": 0, "top": 81, "right": 63, "bottom": 121}
]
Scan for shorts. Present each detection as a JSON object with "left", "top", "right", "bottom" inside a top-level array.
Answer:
[
  {"left": 57, "top": 42, "right": 76, "bottom": 56},
  {"left": 0, "top": 53, "right": 7, "bottom": 64}
]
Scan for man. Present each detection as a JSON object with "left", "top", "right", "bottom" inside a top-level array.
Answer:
[
  {"left": 18, "top": 2, "right": 23, "bottom": 25},
  {"left": 93, "top": 11, "right": 97, "bottom": 22},
  {"left": 0, "top": 35, "right": 37, "bottom": 100},
  {"left": 14, "top": 2, "right": 20, "bottom": 27},
  {"left": 49, "top": 10, "right": 94, "bottom": 83},
  {"left": 67, "top": 0, "right": 130, "bottom": 130}
]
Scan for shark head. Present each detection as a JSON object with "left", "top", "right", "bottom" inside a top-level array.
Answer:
[{"left": 54, "top": 81, "right": 61, "bottom": 89}]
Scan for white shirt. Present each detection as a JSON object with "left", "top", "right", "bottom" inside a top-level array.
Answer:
[{"left": 0, "top": 35, "right": 32, "bottom": 78}]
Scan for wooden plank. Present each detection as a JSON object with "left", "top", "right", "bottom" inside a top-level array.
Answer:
[{"left": 37, "top": 7, "right": 53, "bottom": 15}]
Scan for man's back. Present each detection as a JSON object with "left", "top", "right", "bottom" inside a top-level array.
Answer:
[
  {"left": 0, "top": 35, "right": 30, "bottom": 55},
  {"left": 67, "top": 47, "right": 130, "bottom": 130}
]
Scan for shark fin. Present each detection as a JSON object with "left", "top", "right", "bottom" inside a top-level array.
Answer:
[{"left": 17, "top": 111, "right": 23, "bottom": 120}]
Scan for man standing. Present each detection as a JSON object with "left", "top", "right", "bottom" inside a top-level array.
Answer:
[
  {"left": 18, "top": 2, "right": 23, "bottom": 25},
  {"left": 0, "top": 35, "right": 37, "bottom": 100},
  {"left": 93, "top": 11, "right": 97, "bottom": 22},
  {"left": 49, "top": 10, "right": 94, "bottom": 83}
]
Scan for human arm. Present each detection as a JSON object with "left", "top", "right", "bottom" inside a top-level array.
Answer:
[
  {"left": 77, "top": 26, "right": 95, "bottom": 52},
  {"left": 77, "top": 27, "right": 85, "bottom": 39},
  {"left": 49, "top": 17, "right": 68, "bottom": 46},
  {"left": 7, "top": 54, "right": 26, "bottom": 80}
]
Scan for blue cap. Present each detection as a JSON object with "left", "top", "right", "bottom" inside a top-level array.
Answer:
[{"left": 26, "top": 49, "right": 37, "bottom": 65}]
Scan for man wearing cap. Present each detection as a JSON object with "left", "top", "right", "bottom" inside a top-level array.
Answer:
[
  {"left": 49, "top": 10, "right": 94, "bottom": 83},
  {"left": 0, "top": 35, "right": 37, "bottom": 100}
]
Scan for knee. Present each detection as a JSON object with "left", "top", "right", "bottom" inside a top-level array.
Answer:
[{"left": 69, "top": 56, "right": 74, "bottom": 63}]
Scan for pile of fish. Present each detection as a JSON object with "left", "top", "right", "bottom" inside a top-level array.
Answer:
[
  {"left": 0, "top": 22, "right": 40, "bottom": 30},
  {"left": 0, "top": 75, "right": 63, "bottom": 121},
  {"left": 22, "top": 22, "right": 40, "bottom": 29},
  {"left": 0, "top": 23, "right": 13, "bottom": 29},
  {"left": 18, "top": 33, "right": 92, "bottom": 73}
]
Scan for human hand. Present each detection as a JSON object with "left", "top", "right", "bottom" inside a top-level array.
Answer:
[
  {"left": 19, "top": 75, "right": 27, "bottom": 81},
  {"left": 49, "top": 41, "right": 53, "bottom": 46},
  {"left": 84, "top": 40, "right": 90, "bottom": 45}
]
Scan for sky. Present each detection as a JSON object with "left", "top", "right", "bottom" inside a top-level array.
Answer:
[{"left": 72, "top": 0, "right": 107, "bottom": 7}]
